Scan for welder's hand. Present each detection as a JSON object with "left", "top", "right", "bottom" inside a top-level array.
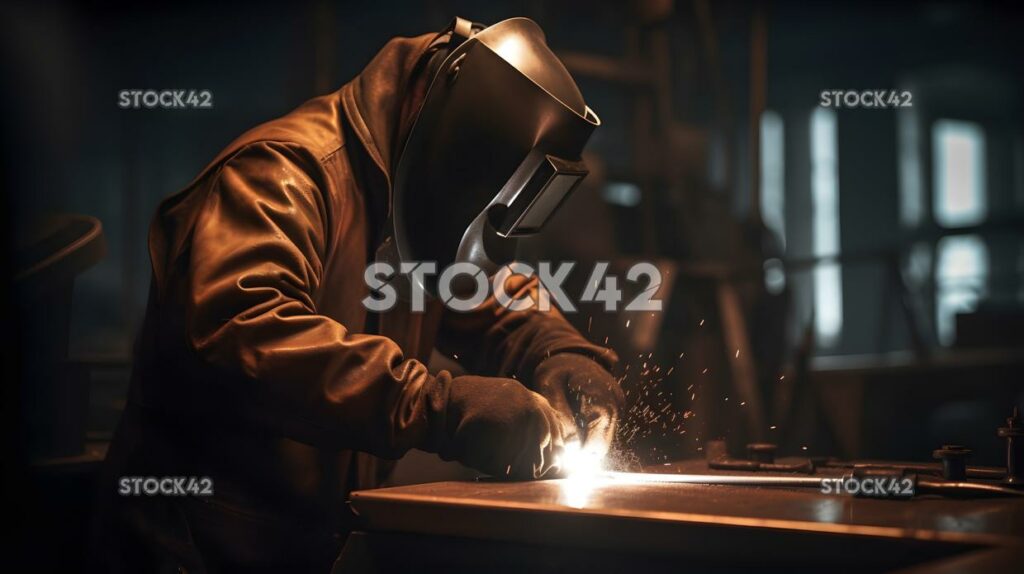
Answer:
[
  {"left": 531, "top": 353, "right": 624, "bottom": 456},
  {"left": 437, "top": 376, "right": 566, "bottom": 479}
]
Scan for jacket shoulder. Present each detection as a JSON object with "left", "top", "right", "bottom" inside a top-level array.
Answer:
[
  {"left": 148, "top": 92, "right": 349, "bottom": 289},
  {"left": 215, "top": 92, "right": 346, "bottom": 168}
]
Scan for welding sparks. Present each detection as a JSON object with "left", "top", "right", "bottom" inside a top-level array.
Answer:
[{"left": 613, "top": 346, "right": 710, "bottom": 464}]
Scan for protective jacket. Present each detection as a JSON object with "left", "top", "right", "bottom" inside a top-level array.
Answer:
[{"left": 96, "top": 30, "right": 614, "bottom": 572}]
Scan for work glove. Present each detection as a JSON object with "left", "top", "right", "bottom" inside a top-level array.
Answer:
[
  {"left": 530, "top": 353, "right": 624, "bottom": 457},
  {"left": 432, "top": 375, "right": 566, "bottom": 479}
]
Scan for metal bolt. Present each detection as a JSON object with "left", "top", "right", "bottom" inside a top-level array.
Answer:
[
  {"left": 447, "top": 54, "right": 467, "bottom": 83},
  {"left": 932, "top": 444, "right": 972, "bottom": 481}
]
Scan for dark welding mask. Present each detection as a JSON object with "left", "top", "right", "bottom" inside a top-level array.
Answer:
[{"left": 376, "top": 17, "right": 600, "bottom": 299}]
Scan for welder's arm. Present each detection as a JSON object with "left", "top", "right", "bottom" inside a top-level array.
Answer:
[
  {"left": 184, "top": 142, "right": 562, "bottom": 476},
  {"left": 439, "top": 275, "right": 623, "bottom": 453}
]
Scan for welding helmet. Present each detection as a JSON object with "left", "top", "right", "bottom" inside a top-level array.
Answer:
[{"left": 377, "top": 16, "right": 600, "bottom": 299}]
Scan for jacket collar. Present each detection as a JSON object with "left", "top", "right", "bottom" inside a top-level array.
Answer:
[{"left": 339, "top": 32, "right": 440, "bottom": 219}]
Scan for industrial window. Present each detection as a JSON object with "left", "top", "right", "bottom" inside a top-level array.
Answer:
[
  {"left": 935, "top": 235, "right": 989, "bottom": 345},
  {"left": 811, "top": 108, "right": 842, "bottom": 347},
  {"left": 932, "top": 120, "right": 988, "bottom": 345},
  {"left": 601, "top": 181, "right": 642, "bottom": 207},
  {"left": 933, "top": 120, "right": 986, "bottom": 227}
]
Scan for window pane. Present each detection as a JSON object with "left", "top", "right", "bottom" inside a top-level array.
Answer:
[
  {"left": 811, "top": 108, "right": 842, "bottom": 347},
  {"left": 935, "top": 235, "right": 988, "bottom": 345},
  {"left": 933, "top": 120, "right": 986, "bottom": 227},
  {"left": 601, "top": 181, "right": 642, "bottom": 207}
]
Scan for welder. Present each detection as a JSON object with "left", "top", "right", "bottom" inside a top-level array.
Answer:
[{"left": 92, "top": 17, "right": 622, "bottom": 573}]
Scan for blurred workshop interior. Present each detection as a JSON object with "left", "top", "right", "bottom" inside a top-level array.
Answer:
[{"left": 3, "top": 0, "right": 1022, "bottom": 569}]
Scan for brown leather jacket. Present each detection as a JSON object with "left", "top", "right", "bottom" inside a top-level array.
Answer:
[{"left": 97, "top": 30, "right": 613, "bottom": 572}]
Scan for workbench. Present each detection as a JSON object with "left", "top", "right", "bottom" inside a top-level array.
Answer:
[{"left": 332, "top": 461, "right": 1024, "bottom": 573}]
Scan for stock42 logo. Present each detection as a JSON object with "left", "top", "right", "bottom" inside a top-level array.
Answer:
[{"left": 363, "top": 261, "right": 664, "bottom": 313}]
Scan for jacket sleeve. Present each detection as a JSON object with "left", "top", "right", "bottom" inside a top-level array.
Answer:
[
  {"left": 184, "top": 141, "right": 446, "bottom": 458},
  {"left": 438, "top": 273, "right": 618, "bottom": 382}
]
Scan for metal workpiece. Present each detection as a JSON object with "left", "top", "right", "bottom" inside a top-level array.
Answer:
[
  {"left": 344, "top": 473, "right": 1024, "bottom": 572},
  {"left": 341, "top": 431, "right": 1024, "bottom": 572},
  {"left": 603, "top": 471, "right": 823, "bottom": 487}
]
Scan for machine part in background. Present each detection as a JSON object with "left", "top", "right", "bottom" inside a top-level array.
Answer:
[
  {"left": 844, "top": 467, "right": 1024, "bottom": 499},
  {"left": 997, "top": 407, "right": 1023, "bottom": 485},
  {"left": 704, "top": 441, "right": 815, "bottom": 474},
  {"left": 917, "top": 478, "right": 1024, "bottom": 498},
  {"left": 15, "top": 214, "right": 106, "bottom": 459},
  {"left": 708, "top": 457, "right": 816, "bottom": 474},
  {"left": 704, "top": 438, "right": 1017, "bottom": 482},
  {"left": 821, "top": 460, "right": 1005, "bottom": 481},
  {"left": 747, "top": 442, "right": 776, "bottom": 463}
]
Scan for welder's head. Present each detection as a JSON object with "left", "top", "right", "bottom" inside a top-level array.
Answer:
[{"left": 378, "top": 17, "right": 600, "bottom": 298}]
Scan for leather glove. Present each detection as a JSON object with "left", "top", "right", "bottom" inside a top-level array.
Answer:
[
  {"left": 531, "top": 353, "right": 624, "bottom": 456},
  {"left": 431, "top": 375, "right": 566, "bottom": 479}
]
